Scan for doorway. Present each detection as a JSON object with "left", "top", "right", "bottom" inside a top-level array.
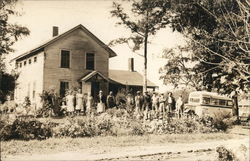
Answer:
[{"left": 91, "top": 81, "right": 100, "bottom": 101}]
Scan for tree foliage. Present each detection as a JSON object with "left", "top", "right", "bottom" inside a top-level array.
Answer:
[
  {"left": 160, "top": 0, "right": 250, "bottom": 95},
  {"left": 109, "top": 0, "right": 172, "bottom": 92},
  {"left": 0, "top": 0, "right": 30, "bottom": 101},
  {"left": 0, "top": 0, "right": 30, "bottom": 71}
]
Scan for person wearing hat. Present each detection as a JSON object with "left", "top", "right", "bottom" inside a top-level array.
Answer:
[{"left": 97, "top": 90, "right": 106, "bottom": 113}]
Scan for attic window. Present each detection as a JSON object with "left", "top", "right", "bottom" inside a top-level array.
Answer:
[
  {"left": 19, "top": 63, "right": 22, "bottom": 68},
  {"left": 61, "top": 50, "right": 70, "bottom": 68},
  {"left": 86, "top": 53, "right": 95, "bottom": 70},
  {"left": 29, "top": 59, "right": 31, "bottom": 64},
  {"left": 24, "top": 61, "right": 26, "bottom": 66},
  {"left": 34, "top": 57, "right": 37, "bottom": 62}
]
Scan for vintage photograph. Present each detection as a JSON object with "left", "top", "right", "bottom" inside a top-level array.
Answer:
[{"left": 0, "top": 0, "right": 249, "bottom": 160}]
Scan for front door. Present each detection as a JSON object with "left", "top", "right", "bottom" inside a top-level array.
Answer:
[{"left": 91, "top": 82, "right": 100, "bottom": 101}]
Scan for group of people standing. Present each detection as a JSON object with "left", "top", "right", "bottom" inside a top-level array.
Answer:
[
  {"left": 133, "top": 91, "right": 184, "bottom": 118},
  {"left": 62, "top": 89, "right": 115, "bottom": 116},
  {"left": 62, "top": 89, "right": 184, "bottom": 118}
]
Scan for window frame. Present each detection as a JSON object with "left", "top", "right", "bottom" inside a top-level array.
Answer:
[
  {"left": 85, "top": 52, "right": 95, "bottom": 70},
  {"left": 60, "top": 49, "right": 71, "bottom": 68},
  {"left": 59, "top": 80, "right": 69, "bottom": 97}
]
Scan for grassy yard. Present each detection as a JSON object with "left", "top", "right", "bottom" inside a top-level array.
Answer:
[{"left": 1, "top": 132, "right": 242, "bottom": 156}]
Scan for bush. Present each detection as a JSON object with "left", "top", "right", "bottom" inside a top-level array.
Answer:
[
  {"left": 0, "top": 117, "right": 52, "bottom": 141},
  {"left": 212, "top": 112, "right": 236, "bottom": 131},
  {"left": 52, "top": 116, "right": 115, "bottom": 138},
  {"left": 216, "top": 146, "right": 235, "bottom": 161}
]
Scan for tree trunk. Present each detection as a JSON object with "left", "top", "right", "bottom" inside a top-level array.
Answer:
[
  {"left": 232, "top": 92, "right": 239, "bottom": 120},
  {"left": 143, "top": 30, "right": 148, "bottom": 93}
]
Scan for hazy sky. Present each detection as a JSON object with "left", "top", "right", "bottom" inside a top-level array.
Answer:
[{"left": 8, "top": 0, "right": 186, "bottom": 91}]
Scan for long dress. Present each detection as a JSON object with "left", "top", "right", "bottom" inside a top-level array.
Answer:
[
  {"left": 66, "top": 95, "right": 75, "bottom": 112},
  {"left": 97, "top": 95, "right": 105, "bottom": 113},
  {"left": 86, "top": 96, "right": 93, "bottom": 113},
  {"left": 75, "top": 93, "right": 84, "bottom": 111}
]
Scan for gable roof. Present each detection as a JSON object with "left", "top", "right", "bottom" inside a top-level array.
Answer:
[
  {"left": 80, "top": 71, "right": 109, "bottom": 82},
  {"left": 13, "top": 24, "right": 117, "bottom": 61},
  {"left": 109, "top": 70, "right": 158, "bottom": 87}
]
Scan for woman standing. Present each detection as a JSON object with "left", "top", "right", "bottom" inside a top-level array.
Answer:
[
  {"left": 86, "top": 92, "right": 94, "bottom": 116},
  {"left": 66, "top": 90, "right": 75, "bottom": 116},
  {"left": 97, "top": 90, "right": 106, "bottom": 114},
  {"left": 75, "top": 89, "right": 84, "bottom": 115}
]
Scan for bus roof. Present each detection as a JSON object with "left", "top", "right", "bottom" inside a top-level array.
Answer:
[{"left": 189, "top": 91, "right": 231, "bottom": 100}]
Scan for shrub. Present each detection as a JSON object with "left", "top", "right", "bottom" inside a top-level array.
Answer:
[
  {"left": 0, "top": 121, "right": 12, "bottom": 141},
  {"left": 130, "top": 121, "right": 145, "bottom": 136},
  {"left": 212, "top": 112, "right": 235, "bottom": 131},
  {"left": 0, "top": 117, "right": 52, "bottom": 141},
  {"left": 216, "top": 146, "right": 235, "bottom": 161},
  {"left": 52, "top": 116, "right": 115, "bottom": 138},
  {"left": 11, "top": 118, "right": 52, "bottom": 140}
]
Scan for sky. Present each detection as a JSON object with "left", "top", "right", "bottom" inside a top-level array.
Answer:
[{"left": 8, "top": 0, "right": 186, "bottom": 92}]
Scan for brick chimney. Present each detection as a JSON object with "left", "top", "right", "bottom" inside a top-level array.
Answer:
[
  {"left": 52, "top": 26, "right": 59, "bottom": 37},
  {"left": 128, "top": 58, "right": 134, "bottom": 72}
]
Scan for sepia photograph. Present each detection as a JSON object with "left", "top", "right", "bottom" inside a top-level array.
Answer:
[{"left": 0, "top": 0, "right": 249, "bottom": 160}]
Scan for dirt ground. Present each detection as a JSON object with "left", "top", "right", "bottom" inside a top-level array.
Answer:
[{"left": 1, "top": 126, "right": 249, "bottom": 161}]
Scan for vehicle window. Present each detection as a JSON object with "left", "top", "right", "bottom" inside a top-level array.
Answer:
[
  {"left": 202, "top": 97, "right": 210, "bottom": 104},
  {"left": 190, "top": 98, "right": 200, "bottom": 103},
  {"left": 227, "top": 100, "right": 233, "bottom": 106},
  {"left": 219, "top": 99, "right": 226, "bottom": 106},
  {"left": 211, "top": 98, "right": 219, "bottom": 105}
]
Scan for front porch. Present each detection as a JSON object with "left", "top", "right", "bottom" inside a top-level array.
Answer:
[{"left": 80, "top": 71, "right": 109, "bottom": 101}]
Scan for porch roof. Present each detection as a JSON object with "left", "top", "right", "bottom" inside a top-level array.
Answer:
[{"left": 109, "top": 70, "right": 158, "bottom": 88}]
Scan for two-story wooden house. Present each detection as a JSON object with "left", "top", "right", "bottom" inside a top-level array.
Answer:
[{"left": 13, "top": 24, "right": 157, "bottom": 106}]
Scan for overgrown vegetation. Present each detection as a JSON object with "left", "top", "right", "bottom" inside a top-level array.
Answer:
[{"left": 0, "top": 109, "right": 237, "bottom": 141}]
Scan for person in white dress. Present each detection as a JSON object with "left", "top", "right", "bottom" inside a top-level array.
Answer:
[
  {"left": 97, "top": 90, "right": 106, "bottom": 114},
  {"left": 66, "top": 90, "right": 75, "bottom": 116},
  {"left": 86, "top": 92, "right": 94, "bottom": 115},
  {"left": 75, "top": 89, "right": 84, "bottom": 115}
]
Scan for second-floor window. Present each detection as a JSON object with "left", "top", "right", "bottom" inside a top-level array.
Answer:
[
  {"left": 61, "top": 50, "right": 70, "bottom": 68},
  {"left": 86, "top": 53, "right": 95, "bottom": 70}
]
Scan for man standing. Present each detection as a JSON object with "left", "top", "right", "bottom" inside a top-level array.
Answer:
[
  {"left": 106, "top": 91, "right": 116, "bottom": 109},
  {"left": 135, "top": 91, "right": 144, "bottom": 113},
  {"left": 143, "top": 91, "right": 151, "bottom": 111},
  {"left": 176, "top": 95, "right": 184, "bottom": 118},
  {"left": 166, "top": 92, "right": 176, "bottom": 113},
  {"left": 151, "top": 92, "right": 159, "bottom": 111}
]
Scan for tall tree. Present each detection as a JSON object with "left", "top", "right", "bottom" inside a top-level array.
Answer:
[
  {"left": 109, "top": 0, "right": 171, "bottom": 92},
  {"left": 0, "top": 0, "right": 30, "bottom": 71},
  {"left": 160, "top": 0, "right": 250, "bottom": 117},
  {"left": 0, "top": 0, "right": 29, "bottom": 101},
  {"left": 161, "top": 0, "right": 249, "bottom": 95}
]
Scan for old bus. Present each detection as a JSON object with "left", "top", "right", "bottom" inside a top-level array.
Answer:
[{"left": 184, "top": 91, "right": 233, "bottom": 117}]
